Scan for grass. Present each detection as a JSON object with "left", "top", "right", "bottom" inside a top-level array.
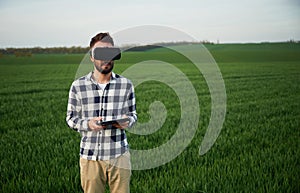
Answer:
[{"left": 0, "top": 43, "right": 299, "bottom": 192}]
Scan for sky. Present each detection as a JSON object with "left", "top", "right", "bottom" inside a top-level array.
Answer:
[{"left": 0, "top": 0, "right": 299, "bottom": 48}]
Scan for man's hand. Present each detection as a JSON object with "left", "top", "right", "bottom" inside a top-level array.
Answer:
[{"left": 88, "top": 117, "right": 106, "bottom": 131}]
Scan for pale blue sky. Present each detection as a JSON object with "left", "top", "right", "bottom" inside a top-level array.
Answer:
[{"left": 0, "top": 0, "right": 299, "bottom": 47}]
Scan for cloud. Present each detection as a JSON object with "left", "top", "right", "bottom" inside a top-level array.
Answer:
[{"left": 0, "top": 0, "right": 299, "bottom": 47}]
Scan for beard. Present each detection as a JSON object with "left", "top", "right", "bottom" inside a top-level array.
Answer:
[{"left": 95, "top": 61, "right": 114, "bottom": 74}]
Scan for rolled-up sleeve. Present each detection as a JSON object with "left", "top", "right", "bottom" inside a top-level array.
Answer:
[
  {"left": 126, "top": 83, "right": 138, "bottom": 128},
  {"left": 66, "top": 83, "right": 90, "bottom": 132}
]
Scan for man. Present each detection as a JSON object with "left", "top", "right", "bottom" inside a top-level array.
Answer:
[{"left": 66, "top": 32, "right": 137, "bottom": 193}]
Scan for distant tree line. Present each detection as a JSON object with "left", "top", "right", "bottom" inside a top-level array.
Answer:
[
  {"left": 6, "top": 40, "right": 299, "bottom": 57},
  {"left": 0, "top": 46, "right": 90, "bottom": 57},
  {"left": 0, "top": 41, "right": 220, "bottom": 56},
  {"left": 122, "top": 41, "right": 215, "bottom": 51},
  {"left": 123, "top": 45, "right": 162, "bottom": 52}
]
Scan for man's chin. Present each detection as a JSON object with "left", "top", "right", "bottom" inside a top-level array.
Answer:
[
  {"left": 100, "top": 69, "right": 112, "bottom": 74},
  {"left": 98, "top": 67, "right": 113, "bottom": 74},
  {"left": 95, "top": 63, "right": 114, "bottom": 74}
]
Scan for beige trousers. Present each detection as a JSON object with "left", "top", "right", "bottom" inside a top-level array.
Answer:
[{"left": 79, "top": 152, "right": 131, "bottom": 193}]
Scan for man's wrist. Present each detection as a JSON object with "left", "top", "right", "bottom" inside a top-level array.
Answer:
[{"left": 86, "top": 119, "right": 93, "bottom": 131}]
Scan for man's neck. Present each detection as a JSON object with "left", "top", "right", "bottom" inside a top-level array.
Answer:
[{"left": 93, "top": 71, "right": 112, "bottom": 84}]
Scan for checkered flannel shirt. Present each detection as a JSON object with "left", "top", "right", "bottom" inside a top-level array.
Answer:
[{"left": 66, "top": 71, "right": 137, "bottom": 160}]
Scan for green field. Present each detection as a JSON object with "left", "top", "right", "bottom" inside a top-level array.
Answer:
[{"left": 0, "top": 43, "right": 299, "bottom": 192}]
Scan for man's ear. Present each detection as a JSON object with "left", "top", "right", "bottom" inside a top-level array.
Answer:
[
  {"left": 89, "top": 49, "right": 94, "bottom": 63},
  {"left": 90, "top": 56, "right": 95, "bottom": 63}
]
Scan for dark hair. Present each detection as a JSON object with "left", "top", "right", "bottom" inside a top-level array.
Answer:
[{"left": 89, "top": 32, "right": 114, "bottom": 48}]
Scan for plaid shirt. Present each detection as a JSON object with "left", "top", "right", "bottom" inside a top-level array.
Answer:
[{"left": 66, "top": 71, "right": 137, "bottom": 160}]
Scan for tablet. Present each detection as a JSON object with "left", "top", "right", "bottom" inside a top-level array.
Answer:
[{"left": 97, "top": 117, "right": 130, "bottom": 126}]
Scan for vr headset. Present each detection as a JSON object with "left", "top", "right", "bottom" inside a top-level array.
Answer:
[{"left": 92, "top": 47, "right": 121, "bottom": 61}]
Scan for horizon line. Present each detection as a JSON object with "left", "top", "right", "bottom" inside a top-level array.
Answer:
[{"left": 1, "top": 39, "right": 299, "bottom": 49}]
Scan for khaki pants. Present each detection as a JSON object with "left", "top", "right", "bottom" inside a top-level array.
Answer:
[{"left": 79, "top": 152, "right": 131, "bottom": 193}]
